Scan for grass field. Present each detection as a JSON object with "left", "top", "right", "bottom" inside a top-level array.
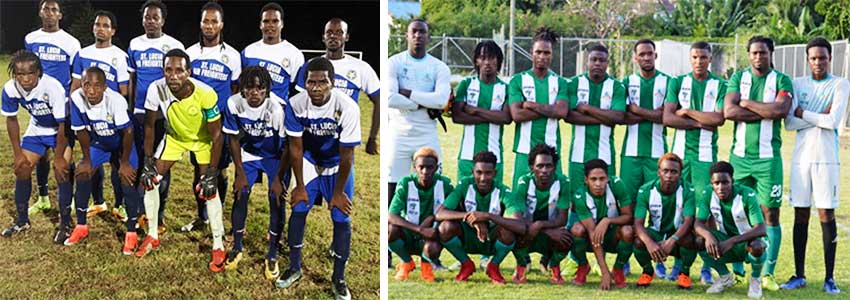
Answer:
[
  {"left": 388, "top": 95, "right": 850, "bottom": 299},
  {"left": 0, "top": 55, "right": 379, "bottom": 300}
]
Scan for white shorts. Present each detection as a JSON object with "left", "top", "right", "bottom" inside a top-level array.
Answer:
[
  {"left": 384, "top": 134, "right": 441, "bottom": 183},
  {"left": 789, "top": 163, "right": 840, "bottom": 209}
]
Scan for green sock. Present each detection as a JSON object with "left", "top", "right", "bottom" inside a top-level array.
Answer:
[
  {"left": 388, "top": 239, "right": 412, "bottom": 263},
  {"left": 748, "top": 251, "right": 766, "bottom": 278},
  {"left": 491, "top": 240, "right": 514, "bottom": 265},
  {"left": 674, "top": 257, "right": 683, "bottom": 269},
  {"left": 765, "top": 225, "right": 781, "bottom": 275},
  {"left": 614, "top": 240, "right": 632, "bottom": 270},
  {"left": 550, "top": 251, "right": 567, "bottom": 267},
  {"left": 512, "top": 247, "right": 530, "bottom": 266},
  {"left": 633, "top": 244, "right": 653, "bottom": 274},
  {"left": 698, "top": 251, "right": 729, "bottom": 276},
  {"left": 701, "top": 261, "right": 711, "bottom": 272},
  {"left": 732, "top": 262, "right": 745, "bottom": 275},
  {"left": 679, "top": 247, "right": 696, "bottom": 276},
  {"left": 442, "top": 236, "right": 469, "bottom": 263},
  {"left": 573, "top": 237, "right": 589, "bottom": 265},
  {"left": 420, "top": 251, "right": 432, "bottom": 263}
]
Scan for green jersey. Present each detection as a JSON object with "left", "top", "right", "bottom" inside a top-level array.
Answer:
[
  {"left": 727, "top": 68, "right": 793, "bottom": 159},
  {"left": 572, "top": 176, "right": 632, "bottom": 223},
  {"left": 567, "top": 73, "right": 626, "bottom": 165},
  {"left": 389, "top": 173, "right": 455, "bottom": 225},
  {"left": 621, "top": 71, "right": 672, "bottom": 158},
  {"left": 634, "top": 178, "right": 695, "bottom": 233},
  {"left": 696, "top": 183, "right": 763, "bottom": 236},
  {"left": 666, "top": 72, "right": 727, "bottom": 162},
  {"left": 513, "top": 172, "right": 571, "bottom": 222},
  {"left": 455, "top": 76, "right": 508, "bottom": 162},
  {"left": 443, "top": 176, "right": 520, "bottom": 216},
  {"left": 507, "top": 69, "right": 569, "bottom": 154}
]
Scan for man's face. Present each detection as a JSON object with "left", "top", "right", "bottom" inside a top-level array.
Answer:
[
  {"left": 406, "top": 21, "right": 429, "bottom": 51},
  {"left": 689, "top": 48, "right": 711, "bottom": 75},
  {"left": 414, "top": 157, "right": 438, "bottom": 187},
  {"left": 587, "top": 51, "right": 609, "bottom": 78},
  {"left": 242, "top": 77, "right": 267, "bottom": 108},
  {"left": 807, "top": 46, "right": 831, "bottom": 77},
  {"left": 305, "top": 70, "right": 333, "bottom": 106},
  {"left": 476, "top": 54, "right": 498, "bottom": 77},
  {"left": 634, "top": 43, "right": 656, "bottom": 72},
  {"left": 39, "top": 1, "right": 62, "bottom": 28},
  {"left": 93, "top": 15, "right": 115, "bottom": 43},
  {"left": 323, "top": 21, "right": 348, "bottom": 51},
  {"left": 14, "top": 61, "right": 40, "bottom": 92},
  {"left": 163, "top": 56, "right": 189, "bottom": 93},
  {"left": 81, "top": 71, "right": 107, "bottom": 105},
  {"left": 748, "top": 42, "right": 771, "bottom": 71},
  {"left": 532, "top": 41, "right": 553, "bottom": 70},
  {"left": 658, "top": 159, "right": 682, "bottom": 192},
  {"left": 260, "top": 10, "right": 282, "bottom": 41},
  {"left": 710, "top": 172, "right": 733, "bottom": 201},
  {"left": 142, "top": 6, "right": 164, "bottom": 36},
  {"left": 200, "top": 9, "right": 223, "bottom": 41},
  {"left": 472, "top": 162, "right": 496, "bottom": 193},
  {"left": 585, "top": 168, "right": 609, "bottom": 198},
  {"left": 531, "top": 154, "right": 555, "bottom": 187}
]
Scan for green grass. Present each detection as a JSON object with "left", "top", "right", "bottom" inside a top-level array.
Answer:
[
  {"left": 389, "top": 104, "right": 850, "bottom": 299},
  {"left": 0, "top": 55, "right": 379, "bottom": 300}
]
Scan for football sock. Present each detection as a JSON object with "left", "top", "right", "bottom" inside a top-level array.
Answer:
[
  {"left": 57, "top": 181, "right": 72, "bottom": 228},
  {"left": 331, "top": 221, "right": 351, "bottom": 282},
  {"left": 793, "top": 221, "right": 808, "bottom": 278},
  {"left": 732, "top": 262, "right": 745, "bottom": 276},
  {"left": 679, "top": 247, "right": 696, "bottom": 276},
  {"left": 110, "top": 167, "right": 124, "bottom": 208},
  {"left": 122, "top": 184, "right": 139, "bottom": 232},
  {"left": 748, "top": 250, "right": 766, "bottom": 278},
  {"left": 267, "top": 192, "right": 285, "bottom": 260},
  {"left": 614, "top": 239, "right": 632, "bottom": 270},
  {"left": 91, "top": 167, "right": 104, "bottom": 205},
  {"left": 572, "top": 236, "right": 589, "bottom": 265},
  {"left": 288, "top": 211, "right": 308, "bottom": 270},
  {"left": 550, "top": 251, "right": 567, "bottom": 267},
  {"left": 35, "top": 159, "right": 49, "bottom": 196},
  {"left": 512, "top": 247, "right": 530, "bottom": 267},
  {"left": 822, "top": 219, "right": 837, "bottom": 280},
  {"left": 143, "top": 182, "right": 160, "bottom": 239},
  {"left": 491, "top": 240, "right": 514, "bottom": 265},
  {"left": 699, "top": 251, "right": 730, "bottom": 276},
  {"left": 14, "top": 179, "right": 32, "bottom": 225},
  {"left": 388, "top": 239, "right": 411, "bottom": 263},
  {"left": 74, "top": 178, "right": 91, "bottom": 225},
  {"left": 765, "top": 225, "right": 781, "bottom": 275},
  {"left": 206, "top": 192, "right": 224, "bottom": 250},
  {"left": 442, "top": 236, "right": 469, "bottom": 263},
  {"left": 231, "top": 189, "right": 249, "bottom": 252}
]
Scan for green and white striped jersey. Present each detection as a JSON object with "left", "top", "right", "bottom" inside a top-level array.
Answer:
[
  {"left": 634, "top": 178, "right": 695, "bottom": 233},
  {"left": 513, "top": 172, "right": 571, "bottom": 222},
  {"left": 622, "top": 71, "right": 672, "bottom": 158},
  {"left": 727, "top": 68, "right": 793, "bottom": 159},
  {"left": 567, "top": 73, "right": 627, "bottom": 165},
  {"left": 666, "top": 72, "right": 727, "bottom": 162},
  {"left": 388, "top": 173, "right": 455, "bottom": 225},
  {"left": 454, "top": 76, "right": 508, "bottom": 162},
  {"left": 507, "top": 69, "right": 569, "bottom": 154}
]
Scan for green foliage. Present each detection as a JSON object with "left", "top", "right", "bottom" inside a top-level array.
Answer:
[
  {"left": 656, "top": 0, "right": 758, "bottom": 38},
  {"left": 815, "top": 0, "right": 850, "bottom": 40},
  {"left": 66, "top": 0, "right": 96, "bottom": 47},
  {"left": 750, "top": 0, "right": 823, "bottom": 44}
]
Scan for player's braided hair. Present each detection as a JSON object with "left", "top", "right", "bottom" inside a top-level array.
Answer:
[
  {"left": 748, "top": 35, "right": 775, "bottom": 53},
  {"left": 140, "top": 0, "right": 167, "bottom": 20},
  {"left": 472, "top": 40, "right": 503, "bottom": 74},
  {"left": 472, "top": 151, "right": 498, "bottom": 166},
  {"left": 806, "top": 36, "right": 832, "bottom": 56},
  {"left": 528, "top": 143, "right": 559, "bottom": 168},
  {"left": 238, "top": 66, "right": 272, "bottom": 99},
  {"left": 199, "top": 1, "right": 225, "bottom": 52},
  {"left": 709, "top": 161, "right": 734, "bottom": 178},
  {"left": 532, "top": 26, "right": 559, "bottom": 45},
  {"left": 584, "top": 159, "right": 608, "bottom": 177},
  {"left": 7, "top": 49, "right": 43, "bottom": 78}
]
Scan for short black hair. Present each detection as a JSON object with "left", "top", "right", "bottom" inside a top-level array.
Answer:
[
  {"left": 806, "top": 36, "right": 832, "bottom": 56},
  {"left": 140, "top": 0, "right": 167, "bottom": 20},
  {"left": 748, "top": 35, "right": 774, "bottom": 53},
  {"left": 7, "top": 50, "right": 43, "bottom": 78},
  {"left": 238, "top": 66, "right": 272, "bottom": 98},
  {"left": 587, "top": 43, "right": 609, "bottom": 55},
  {"left": 532, "top": 26, "right": 559, "bottom": 45},
  {"left": 691, "top": 41, "right": 711, "bottom": 52},
  {"left": 163, "top": 48, "right": 191, "bottom": 70},
  {"left": 584, "top": 159, "right": 608, "bottom": 177},
  {"left": 473, "top": 150, "right": 498, "bottom": 166},
  {"left": 261, "top": 2, "right": 284, "bottom": 19},
  {"left": 710, "top": 161, "right": 734, "bottom": 178},
  {"left": 633, "top": 39, "right": 655, "bottom": 53},
  {"left": 528, "top": 144, "right": 558, "bottom": 167},
  {"left": 94, "top": 10, "right": 117, "bottom": 29},
  {"left": 305, "top": 57, "right": 335, "bottom": 79},
  {"left": 82, "top": 66, "right": 106, "bottom": 83},
  {"left": 39, "top": 0, "right": 61, "bottom": 12},
  {"left": 472, "top": 40, "right": 503, "bottom": 74}
]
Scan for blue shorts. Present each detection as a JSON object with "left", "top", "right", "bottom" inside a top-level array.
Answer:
[
  {"left": 293, "top": 158, "right": 355, "bottom": 223},
  {"left": 241, "top": 158, "right": 290, "bottom": 192},
  {"left": 89, "top": 146, "right": 139, "bottom": 170},
  {"left": 21, "top": 135, "right": 56, "bottom": 156}
]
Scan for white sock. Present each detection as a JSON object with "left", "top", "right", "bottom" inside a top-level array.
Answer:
[
  {"left": 206, "top": 193, "right": 224, "bottom": 250},
  {"left": 144, "top": 182, "right": 160, "bottom": 240}
]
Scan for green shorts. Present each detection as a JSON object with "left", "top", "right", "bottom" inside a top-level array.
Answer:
[
  {"left": 461, "top": 222, "right": 497, "bottom": 256},
  {"left": 399, "top": 227, "right": 426, "bottom": 254},
  {"left": 704, "top": 229, "right": 766, "bottom": 263},
  {"left": 682, "top": 159, "right": 714, "bottom": 197},
  {"left": 730, "top": 156, "right": 783, "bottom": 208},
  {"left": 568, "top": 161, "right": 615, "bottom": 192},
  {"left": 459, "top": 159, "right": 503, "bottom": 186},
  {"left": 512, "top": 152, "right": 562, "bottom": 190},
  {"left": 619, "top": 156, "right": 659, "bottom": 197}
]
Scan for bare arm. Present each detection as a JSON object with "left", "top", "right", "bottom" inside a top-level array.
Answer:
[
  {"left": 724, "top": 92, "right": 763, "bottom": 122},
  {"left": 509, "top": 101, "right": 543, "bottom": 122},
  {"left": 6, "top": 117, "right": 22, "bottom": 157},
  {"left": 579, "top": 105, "right": 625, "bottom": 125},
  {"left": 723, "top": 223, "right": 766, "bottom": 245},
  {"left": 608, "top": 204, "right": 634, "bottom": 226},
  {"left": 332, "top": 146, "right": 355, "bottom": 198},
  {"left": 367, "top": 93, "right": 380, "bottom": 144},
  {"left": 451, "top": 102, "right": 490, "bottom": 124},
  {"left": 529, "top": 100, "right": 569, "bottom": 119},
  {"left": 289, "top": 136, "right": 304, "bottom": 188},
  {"left": 662, "top": 103, "right": 700, "bottom": 129},
  {"left": 435, "top": 205, "right": 468, "bottom": 222},
  {"left": 119, "top": 83, "right": 129, "bottom": 99},
  {"left": 565, "top": 109, "right": 605, "bottom": 125},
  {"left": 70, "top": 78, "right": 81, "bottom": 95},
  {"left": 205, "top": 119, "right": 223, "bottom": 170},
  {"left": 143, "top": 109, "right": 158, "bottom": 157},
  {"left": 627, "top": 103, "right": 664, "bottom": 123},
  {"left": 684, "top": 108, "right": 725, "bottom": 127},
  {"left": 128, "top": 72, "right": 136, "bottom": 108},
  {"left": 739, "top": 93, "right": 791, "bottom": 119}
]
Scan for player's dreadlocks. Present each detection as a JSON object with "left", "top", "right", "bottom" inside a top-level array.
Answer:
[
  {"left": 7, "top": 50, "right": 43, "bottom": 78},
  {"left": 528, "top": 143, "right": 559, "bottom": 168},
  {"left": 199, "top": 1, "right": 225, "bottom": 52},
  {"left": 532, "top": 26, "right": 559, "bottom": 45},
  {"left": 472, "top": 40, "right": 503, "bottom": 74},
  {"left": 238, "top": 66, "right": 273, "bottom": 99}
]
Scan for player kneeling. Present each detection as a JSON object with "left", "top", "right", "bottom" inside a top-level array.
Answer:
[
  {"left": 694, "top": 161, "right": 767, "bottom": 298},
  {"left": 65, "top": 67, "right": 141, "bottom": 253},
  {"left": 388, "top": 147, "right": 454, "bottom": 282},
  {"left": 436, "top": 151, "right": 525, "bottom": 284},
  {"left": 512, "top": 144, "right": 573, "bottom": 284}
]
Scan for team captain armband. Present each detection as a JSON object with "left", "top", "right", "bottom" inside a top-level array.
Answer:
[
  {"left": 203, "top": 105, "right": 221, "bottom": 121},
  {"left": 777, "top": 90, "right": 791, "bottom": 98}
]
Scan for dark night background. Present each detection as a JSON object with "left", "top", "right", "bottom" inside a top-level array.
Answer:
[{"left": 0, "top": 0, "right": 379, "bottom": 72}]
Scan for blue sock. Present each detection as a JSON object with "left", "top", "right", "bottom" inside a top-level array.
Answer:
[
  {"left": 231, "top": 189, "right": 249, "bottom": 252},
  {"left": 158, "top": 172, "right": 170, "bottom": 223},
  {"left": 110, "top": 168, "right": 124, "bottom": 208},
  {"left": 267, "top": 192, "right": 285, "bottom": 260},
  {"left": 288, "top": 211, "right": 308, "bottom": 271},
  {"left": 74, "top": 179, "right": 92, "bottom": 225},
  {"left": 14, "top": 179, "right": 32, "bottom": 225},
  {"left": 332, "top": 221, "right": 351, "bottom": 282},
  {"left": 58, "top": 181, "right": 72, "bottom": 228},
  {"left": 35, "top": 159, "right": 49, "bottom": 196},
  {"left": 122, "top": 184, "right": 140, "bottom": 231},
  {"left": 91, "top": 167, "right": 104, "bottom": 205}
]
